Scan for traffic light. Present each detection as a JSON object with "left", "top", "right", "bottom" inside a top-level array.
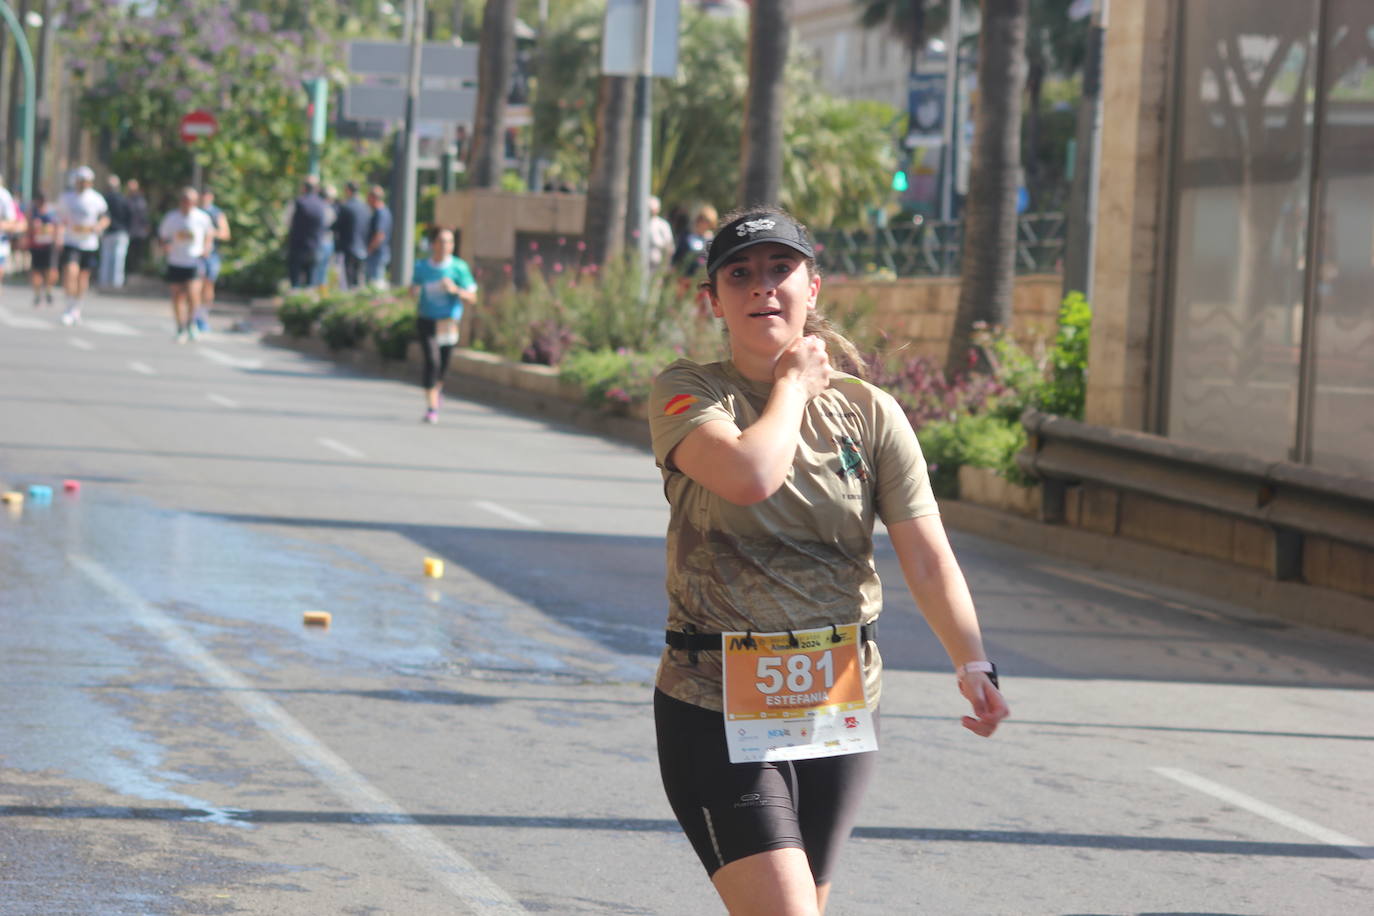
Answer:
[{"left": 891, "top": 169, "right": 909, "bottom": 193}]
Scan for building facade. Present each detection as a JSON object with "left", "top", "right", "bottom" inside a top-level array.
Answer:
[{"left": 1090, "top": 0, "right": 1374, "bottom": 481}]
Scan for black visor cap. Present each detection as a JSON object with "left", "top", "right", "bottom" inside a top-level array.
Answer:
[{"left": 705, "top": 212, "right": 815, "bottom": 276}]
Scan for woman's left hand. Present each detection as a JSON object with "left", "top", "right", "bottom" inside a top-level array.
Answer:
[{"left": 958, "top": 672, "right": 1009, "bottom": 737}]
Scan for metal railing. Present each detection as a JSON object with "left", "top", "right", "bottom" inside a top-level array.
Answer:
[
  {"left": 1017, "top": 409, "right": 1374, "bottom": 575},
  {"left": 812, "top": 212, "right": 1065, "bottom": 278}
]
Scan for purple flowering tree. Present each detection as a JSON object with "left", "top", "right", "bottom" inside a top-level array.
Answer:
[{"left": 61, "top": 0, "right": 383, "bottom": 294}]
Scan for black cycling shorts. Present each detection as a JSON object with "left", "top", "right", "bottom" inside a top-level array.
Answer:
[
  {"left": 59, "top": 246, "right": 99, "bottom": 272},
  {"left": 654, "top": 688, "right": 878, "bottom": 885}
]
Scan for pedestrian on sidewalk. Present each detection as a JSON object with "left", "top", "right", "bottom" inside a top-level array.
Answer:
[
  {"left": 364, "top": 185, "right": 392, "bottom": 288},
  {"left": 98, "top": 175, "right": 132, "bottom": 290},
  {"left": 409, "top": 225, "right": 477, "bottom": 424},
  {"left": 648, "top": 206, "right": 1008, "bottom": 916},
  {"left": 195, "top": 188, "right": 231, "bottom": 332},
  {"left": 285, "top": 175, "right": 326, "bottom": 289},
  {"left": 126, "top": 179, "right": 151, "bottom": 275},
  {"left": 24, "top": 193, "right": 60, "bottom": 307},
  {"left": 313, "top": 183, "right": 337, "bottom": 292},
  {"left": 158, "top": 187, "right": 214, "bottom": 343},
  {"left": 334, "top": 180, "right": 370, "bottom": 291},
  {"left": 0, "top": 173, "right": 24, "bottom": 290},
  {"left": 56, "top": 166, "right": 109, "bottom": 326}
]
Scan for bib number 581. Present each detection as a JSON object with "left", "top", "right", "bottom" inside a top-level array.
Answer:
[{"left": 755, "top": 651, "right": 835, "bottom": 695}]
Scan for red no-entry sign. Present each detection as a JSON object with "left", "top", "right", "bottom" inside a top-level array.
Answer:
[{"left": 179, "top": 109, "right": 219, "bottom": 143}]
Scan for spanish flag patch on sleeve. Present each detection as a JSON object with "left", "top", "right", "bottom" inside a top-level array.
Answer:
[{"left": 663, "top": 394, "right": 698, "bottom": 416}]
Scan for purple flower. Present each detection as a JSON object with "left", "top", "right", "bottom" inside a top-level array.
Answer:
[{"left": 248, "top": 12, "right": 270, "bottom": 33}]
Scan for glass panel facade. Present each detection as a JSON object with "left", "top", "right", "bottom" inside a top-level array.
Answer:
[
  {"left": 1166, "top": 1, "right": 1320, "bottom": 461},
  {"left": 1309, "top": 4, "right": 1374, "bottom": 476}
]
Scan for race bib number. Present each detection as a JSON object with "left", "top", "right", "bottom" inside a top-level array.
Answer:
[{"left": 721, "top": 624, "right": 878, "bottom": 763}]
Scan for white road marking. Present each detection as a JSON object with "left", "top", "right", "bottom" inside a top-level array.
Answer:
[
  {"left": 70, "top": 338, "right": 95, "bottom": 351},
  {"left": 0, "top": 304, "right": 52, "bottom": 330},
  {"left": 129, "top": 361, "right": 157, "bottom": 376},
  {"left": 199, "top": 347, "right": 263, "bottom": 370},
  {"left": 475, "top": 500, "right": 543, "bottom": 528},
  {"left": 206, "top": 393, "right": 240, "bottom": 409},
  {"left": 82, "top": 319, "right": 141, "bottom": 337},
  {"left": 317, "top": 437, "right": 365, "bottom": 459},
  {"left": 71, "top": 555, "right": 528, "bottom": 913},
  {"left": 1153, "top": 767, "right": 1373, "bottom": 858}
]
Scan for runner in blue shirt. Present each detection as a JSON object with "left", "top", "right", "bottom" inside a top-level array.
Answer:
[{"left": 409, "top": 225, "right": 477, "bottom": 424}]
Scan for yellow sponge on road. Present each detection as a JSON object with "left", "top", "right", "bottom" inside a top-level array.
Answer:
[
  {"left": 303, "top": 611, "right": 332, "bottom": 627},
  {"left": 423, "top": 557, "right": 444, "bottom": 578}
]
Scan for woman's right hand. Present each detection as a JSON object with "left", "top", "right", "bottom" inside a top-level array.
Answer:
[{"left": 773, "top": 334, "right": 833, "bottom": 399}]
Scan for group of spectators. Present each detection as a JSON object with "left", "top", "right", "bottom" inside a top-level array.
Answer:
[{"left": 284, "top": 175, "right": 393, "bottom": 291}]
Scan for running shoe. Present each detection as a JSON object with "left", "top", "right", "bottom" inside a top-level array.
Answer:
[
  {"left": 60, "top": 310, "right": 79, "bottom": 326},
  {"left": 45, "top": 291, "right": 54, "bottom": 305},
  {"left": 423, "top": 409, "right": 438, "bottom": 424},
  {"left": 188, "top": 324, "right": 201, "bottom": 342},
  {"left": 175, "top": 328, "right": 190, "bottom": 344}
]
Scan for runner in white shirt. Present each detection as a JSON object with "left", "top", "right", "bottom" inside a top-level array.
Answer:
[
  {"left": 157, "top": 187, "right": 215, "bottom": 343},
  {"left": 0, "top": 177, "right": 25, "bottom": 289},
  {"left": 56, "top": 165, "right": 109, "bottom": 325}
]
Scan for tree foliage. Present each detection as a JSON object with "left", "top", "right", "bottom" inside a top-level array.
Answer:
[
  {"left": 531, "top": 4, "right": 896, "bottom": 229},
  {"left": 62, "top": 0, "right": 385, "bottom": 294}
]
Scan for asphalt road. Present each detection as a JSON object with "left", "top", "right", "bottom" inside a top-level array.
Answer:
[{"left": 2, "top": 287, "right": 1372, "bottom": 916}]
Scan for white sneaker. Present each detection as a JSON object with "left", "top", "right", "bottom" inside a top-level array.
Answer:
[
  {"left": 188, "top": 324, "right": 201, "bottom": 342},
  {"left": 61, "top": 310, "right": 78, "bottom": 326},
  {"left": 175, "top": 328, "right": 189, "bottom": 344}
]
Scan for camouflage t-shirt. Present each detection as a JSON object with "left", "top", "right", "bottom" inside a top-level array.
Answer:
[{"left": 649, "top": 358, "right": 939, "bottom": 712}]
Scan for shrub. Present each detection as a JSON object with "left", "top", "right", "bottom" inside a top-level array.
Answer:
[
  {"left": 372, "top": 298, "right": 418, "bottom": 360},
  {"left": 560, "top": 348, "right": 678, "bottom": 411},
  {"left": 917, "top": 412, "right": 1029, "bottom": 499},
  {"left": 278, "top": 291, "right": 333, "bottom": 338},
  {"left": 522, "top": 317, "right": 577, "bottom": 365},
  {"left": 1038, "top": 291, "right": 1091, "bottom": 419},
  {"left": 319, "top": 294, "right": 381, "bottom": 351}
]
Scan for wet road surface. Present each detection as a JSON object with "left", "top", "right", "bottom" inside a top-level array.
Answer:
[{"left": 2, "top": 290, "right": 1372, "bottom": 914}]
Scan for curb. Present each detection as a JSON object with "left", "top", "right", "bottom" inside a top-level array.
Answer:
[{"left": 262, "top": 332, "right": 652, "bottom": 450}]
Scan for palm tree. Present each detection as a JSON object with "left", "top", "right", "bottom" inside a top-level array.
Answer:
[
  {"left": 739, "top": 0, "right": 789, "bottom": 206},
  {"left": 945, "top": 0, "right": 1028, "bottom": 378},
  {"left": 582, "top": 74, "right": 633, "bottom": 266},
  {"left": 467, "top": 0, "right": 515, "bottom": 188},
  {"left": 856, "top": 0, "right": 949, "bottom": 80}
]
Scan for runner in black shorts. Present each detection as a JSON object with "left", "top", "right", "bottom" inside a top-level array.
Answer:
[
  {"left": 647, "top": 207, "right": 1008, "bottom": 915},
  {"left": 157, "top": 188, "right": 214, "bottom": 342}
]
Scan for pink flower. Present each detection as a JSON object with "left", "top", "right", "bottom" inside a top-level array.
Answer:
[
  {"left": 553, "top": 262, "right": 564, "bottom": 273},
  {"left": 576, "top": 240, "right": 586, "bottom": 251},
  {"left": 530, "top": 241, "right": 539, "bottom": 251},
  {"left": 503, "top": 263, "right": 513, "bottom": 274}
]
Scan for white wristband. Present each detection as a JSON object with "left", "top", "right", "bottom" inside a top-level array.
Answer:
[{"left": 957, "top": 661, "right": 994, "bottom": 677}]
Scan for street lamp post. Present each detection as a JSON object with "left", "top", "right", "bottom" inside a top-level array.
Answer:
[{"left": 0, "top": 0, "right": 36, "bottom": 202}]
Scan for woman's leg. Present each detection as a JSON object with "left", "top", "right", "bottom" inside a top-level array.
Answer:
[
  {"left": 655, "top": 690, "right": 821, "bottom": 915},
  {"left": 417, "top": 318, "right": 440, "bottom": 415}
]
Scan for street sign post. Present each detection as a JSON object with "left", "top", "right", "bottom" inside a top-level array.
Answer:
[{"left": 179, "top": 110, "right": 219, "bottom": 191}]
